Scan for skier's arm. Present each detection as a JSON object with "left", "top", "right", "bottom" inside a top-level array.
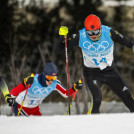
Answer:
[
  {"left": 54, "top": 26, "right": 79, "bottom": 53},
  {"left": 5, "top": 74, "right": 35, "bottom": 106},
  {"left": 110, "top": 29, "right": 134, "bottom": 48},
  {"left": 55, "top": 79, "right": 82, "bottom": 98},
  {"left": 10, "top": 74, "right": 34, "bottom": 97}
]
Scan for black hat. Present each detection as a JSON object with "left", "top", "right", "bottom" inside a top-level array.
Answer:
[{"left": 43, "top": 62, "right": 58, "bottom": 76}]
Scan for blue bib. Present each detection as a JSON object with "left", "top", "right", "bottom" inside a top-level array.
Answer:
[
  {"left": 27, "top": 74, "right": 57, "bottom": 99},
  {"left": 78, "top": 25, "right": 114, "bottom": 69}
]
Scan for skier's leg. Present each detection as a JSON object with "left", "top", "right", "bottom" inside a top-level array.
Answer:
[
  {"left": 85, "top": 79, "right": 102, "bottom": 113},
  {"left": 11, "top": 103, "right": 28, "bottom": 116},
  {"left": 105, "top": 71, "right": 134, "bottom": 112},
  {"left": 83, "top": 66, "right": 103, "bottom": 113},
  {"left": 31, "top": 106, "right": 42, "bottom": 116},
  {"left": 12, "top": 103, "right": 19, "bottom": 116},
  {"left": 33, "top": 110, "right": 42, "bottom": 116}
]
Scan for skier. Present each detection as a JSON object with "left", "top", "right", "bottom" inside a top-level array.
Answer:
[
  {"left": 5, "top": 62, "right": 82, "bottom": 116},
  {"left": 54, "top": 14, "right": 134, "bottom": 113}
]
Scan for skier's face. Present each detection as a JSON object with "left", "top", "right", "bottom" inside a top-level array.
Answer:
[
  {"left": 45, "top": 75, "right": 57, "bottom": 86},
  {"left": 86, "top": 28, "right": 102, "bottom": 41},
  {"left": 89, "top": 35, "right": 99, "bottom": 41},
  {"left": 46, "top": 80, "right": 53, "bottom": 85}
]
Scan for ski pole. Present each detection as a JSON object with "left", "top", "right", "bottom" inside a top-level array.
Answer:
[
  {"left": 17, "top": 88, "right": 29, "bottom": 116},
  {"left": 64, "top": 35, "right": 71, "bottom": 115},
  {"left": 66, "top": 90, "right": 77, "bottom": 115}
]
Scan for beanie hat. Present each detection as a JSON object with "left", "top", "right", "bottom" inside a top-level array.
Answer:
[
  {"left": 43, "top": 62, "right": 58, "bottom": 76},
  {"left": 84, "top": 14, "right": 101, "bottom": 30}
]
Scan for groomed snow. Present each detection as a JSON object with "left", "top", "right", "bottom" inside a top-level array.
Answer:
[{"left": 0, "top": 113, "right": 133, "bottom": 134}]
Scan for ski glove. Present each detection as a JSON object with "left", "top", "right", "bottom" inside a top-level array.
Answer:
[
  {"left": 5, "top": 94, "right": 15, "bottom": 106},
  {"left": 59, "top": 26, "right": 68, "bottom": 36},
  {"left": 73, "top": 79, "right": 83, "bottom": 91}
]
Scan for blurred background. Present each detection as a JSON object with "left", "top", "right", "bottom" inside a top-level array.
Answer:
[{"left": 0, "top": 0, "right": 134, "bottom": 115}]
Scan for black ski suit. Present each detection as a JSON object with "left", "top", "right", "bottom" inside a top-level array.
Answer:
[{"left": 54, "top": 27, "right": 134, "bottom": 113}]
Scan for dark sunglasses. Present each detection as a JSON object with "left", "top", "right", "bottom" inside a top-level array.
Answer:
[{"left": 86, "top": 29, "right": 100, "bottom": 36}]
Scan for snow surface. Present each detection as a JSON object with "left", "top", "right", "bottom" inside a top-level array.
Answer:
[
  {"left": 0, "top": 102, "right": 133, "bottom": 134},
  {"left": 0, "top": 113, "right": 134, "bottom": 134}
]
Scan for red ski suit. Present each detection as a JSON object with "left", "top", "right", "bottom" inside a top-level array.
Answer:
[{"left": 10, "top": 74, "right": 76, "bottom": 116}]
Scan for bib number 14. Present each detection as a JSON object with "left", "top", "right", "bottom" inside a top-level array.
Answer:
[{"left": 92, "top": 58, "right": 107, "bottom": 65}]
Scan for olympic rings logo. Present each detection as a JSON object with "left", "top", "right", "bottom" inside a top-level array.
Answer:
[
  {"left": 32, "top": 86, "right": 53, "bottom": 95},
  {"left": 83, "top": 41, "right": 110, "bottom": 53}
]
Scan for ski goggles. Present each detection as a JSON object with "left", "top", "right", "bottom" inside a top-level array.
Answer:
[
  {"left": 86, "top": 29, "right": 100, "bottom": 36},
  {"left": 46, "top": 75, "right": 57, "bottom": 81}
]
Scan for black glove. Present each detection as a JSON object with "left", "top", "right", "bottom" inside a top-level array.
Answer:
[
  {"left": 73, "top": 79, "right": 83, "bottom": 91},
  {"left": 5, "top": 94, "right": 15, "bottom": 106}
]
